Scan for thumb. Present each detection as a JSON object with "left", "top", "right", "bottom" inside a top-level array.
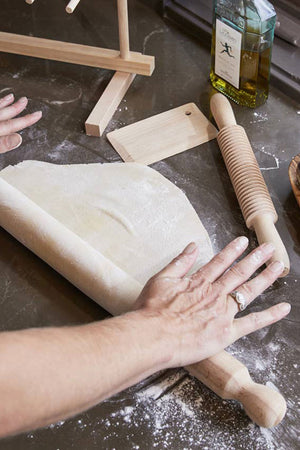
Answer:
[
  {"left": 0, "top": 133, "right": 22, "bottom": 153},
  {"left": 156, "top": 242, "right": 198, "bottom": 279}
]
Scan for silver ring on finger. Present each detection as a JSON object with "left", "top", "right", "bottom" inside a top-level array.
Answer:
[{"left": 228, "top": 290, "right": 247, "bottom": 311}]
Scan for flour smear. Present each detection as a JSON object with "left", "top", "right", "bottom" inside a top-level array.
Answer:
[{"left": 28, "top": 342, "right": 298, "bottom": 450}]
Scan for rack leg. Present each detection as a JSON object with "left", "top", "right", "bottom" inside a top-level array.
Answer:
[{"left": 85, "top": 71, "right": 135, "bottom": 137}]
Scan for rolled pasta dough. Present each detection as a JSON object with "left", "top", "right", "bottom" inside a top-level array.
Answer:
[{"left": 0, "top": 161, "right": 213, "bottom": 311}]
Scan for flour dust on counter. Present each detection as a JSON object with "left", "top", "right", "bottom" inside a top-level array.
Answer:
[
  {"left": 47, "top": 140, "right": 80, "bottom": 162},
  {"left": 0, "top": 72, "right": 83, "bottom": 108},
  {"left": 23, "top": 366, "right": 289, "bottom": 450},
  {"left": 249, "top": 111, "right": 269, "bottom": 124},
  {"left": 255, "top": 146, "right": 280, "bottom": 172}
]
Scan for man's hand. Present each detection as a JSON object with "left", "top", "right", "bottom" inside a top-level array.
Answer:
[
  {"left": 0, "top": 93, "right": 42, "bottom": 154},
  {"left": 135, "top": 237, "right": 290, "bottom": 368}
]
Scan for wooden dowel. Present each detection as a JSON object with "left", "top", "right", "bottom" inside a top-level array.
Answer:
[
  {"left": 117, "top": 0, "right": 130, "bottom": 59},
  {"left": 66, "top": 0, "right": 81, "bottom": 14}
]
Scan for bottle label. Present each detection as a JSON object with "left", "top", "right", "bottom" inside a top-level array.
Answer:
[{"left": 215, "top": 19, "right": 242, "bottom": 89}]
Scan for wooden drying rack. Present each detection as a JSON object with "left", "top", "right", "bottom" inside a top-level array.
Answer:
[{"left": 0, "top": 0, "right": 155, "bottom": 136}]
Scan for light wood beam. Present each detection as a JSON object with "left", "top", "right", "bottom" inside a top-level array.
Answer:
[
  {"left": 85, "top": 71, "right": 135, "bottom": 137},
  {"left": 0, "top": 32, "right": 155, "bottom": 76}
]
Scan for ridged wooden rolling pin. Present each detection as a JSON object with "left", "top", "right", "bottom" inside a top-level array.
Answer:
[
  {"left": 186, "top": 351, "right": 286, "bottom": 428},
  {"left": 210, "top": 93, "right": 290, "bottom": 276}
]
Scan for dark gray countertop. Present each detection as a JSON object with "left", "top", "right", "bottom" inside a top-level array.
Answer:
[{"left": 0, "top": 0, "right": 299, "bottom": 449}]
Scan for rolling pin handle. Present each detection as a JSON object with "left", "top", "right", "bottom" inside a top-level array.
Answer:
[
  {"left": 186, "top": 351, "right": 287, "bottom": 428},
  {"left": 210, "top": 93, "right": 237, "bottom": 129},
  {"left": 237, "top": 382, "right": 287, "bottom": 428},
  {"left": 250, "top": 214, "right": 290, "bottom": 276}
]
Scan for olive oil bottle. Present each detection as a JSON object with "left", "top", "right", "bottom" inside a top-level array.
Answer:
[{"left": 210, "top": 0, "right": 276, "bottom": 108}]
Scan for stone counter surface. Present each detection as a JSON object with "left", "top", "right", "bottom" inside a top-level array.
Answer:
[{"left": 0, "top": 0, "right": 299, "bottom": 449}]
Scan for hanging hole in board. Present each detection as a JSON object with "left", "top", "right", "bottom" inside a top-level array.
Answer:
[{"left": 185, "top": 111, "right": 192, "bottom": 116}]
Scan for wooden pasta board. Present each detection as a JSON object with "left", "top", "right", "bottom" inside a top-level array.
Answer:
[{"left": 107, "top": 103, "right": 218, "bottom": 165}]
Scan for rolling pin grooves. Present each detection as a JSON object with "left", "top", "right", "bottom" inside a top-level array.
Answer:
[{"left": 217, "top": 125, "right": 277, "bottom": 228}]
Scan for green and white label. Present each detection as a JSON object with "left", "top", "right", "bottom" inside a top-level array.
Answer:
[{"left": 215, "top": 19, "right": 242, "bottom": 89}]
